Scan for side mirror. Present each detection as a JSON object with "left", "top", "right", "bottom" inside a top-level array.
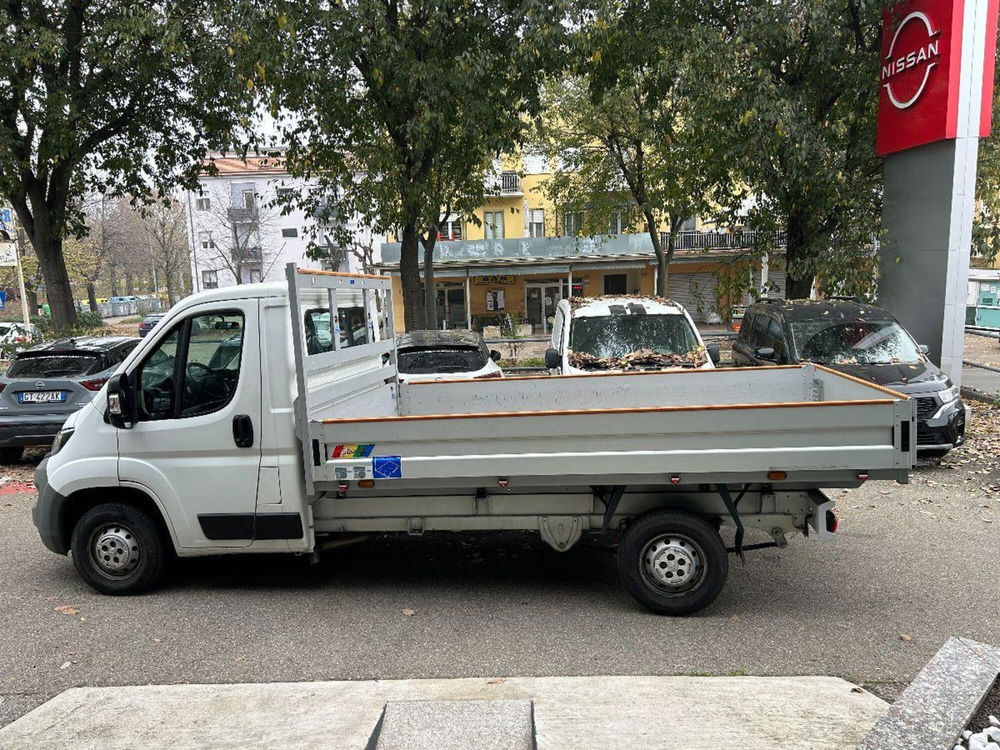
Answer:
[
  {"left": 918, "top": 344, "right": 929, "bottom": 355},
  {"left": 545, "top": 347, "right": 561, "bottom": 370},
  {"left": 755, "top": 346, "right": 776, "bottom": 361},
  {"left": 706, "top": 344, "right": 721, "bottom": 365},
  {"left": 490, "top": 349, "right": 502, "bottom": 362},
  {"left": 107, "top": 373, "right": 135, "bottom": 429}
]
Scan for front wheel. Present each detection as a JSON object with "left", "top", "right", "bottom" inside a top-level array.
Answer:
[
  {"left": 70, "top": 503, "right": 168, "bottom": 595},
  {"left": 617, "top": 510, "right": 728, "bottom": 615}
]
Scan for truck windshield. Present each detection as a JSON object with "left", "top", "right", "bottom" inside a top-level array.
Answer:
[
  {"left": 569, "top": 315, "right": 699, "bottom": 358},
  {"left": 790, "top": 319, "right": 923, "bottom": 364}
]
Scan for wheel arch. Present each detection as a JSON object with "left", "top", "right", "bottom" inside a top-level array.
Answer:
[{"left": 61, "top": 486, "right": 177, "bottom": 555}]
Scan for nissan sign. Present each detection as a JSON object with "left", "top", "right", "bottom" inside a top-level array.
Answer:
[{"left": 876, "top": 0, "right": 999, "bottom": 156}]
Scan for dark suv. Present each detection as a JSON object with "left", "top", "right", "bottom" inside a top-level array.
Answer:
[
  {"left": 733, "top": 299, "right": 966, "bottom": 456},
  {"left": 0, "top": 336, "right": 139, "bottom": 461}
]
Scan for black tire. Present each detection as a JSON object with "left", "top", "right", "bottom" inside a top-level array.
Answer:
[
  {"left": 0, "top": 446, "right": 24, "bottom": 463},
  {"left": 70, "top": 503, "right": 168, "bottom": 595},
  {"left": 617, "top": 510, "right": 728, "bottom": 616}
]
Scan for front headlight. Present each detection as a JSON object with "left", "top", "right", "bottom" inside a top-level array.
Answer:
[
  {"left": 51, "top": 428, "right": 74, "bottom": 456},
  {"left": 939, "top": 384, "right": 960, "bottom": 405}
]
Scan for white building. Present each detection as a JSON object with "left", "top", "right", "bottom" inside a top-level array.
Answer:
[{"left": 185, "top": 152, "right": 381, "bottom": 292}]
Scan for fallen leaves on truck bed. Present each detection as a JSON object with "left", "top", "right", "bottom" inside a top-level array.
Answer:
[{"left": 568, "top": 347, "right": 708, "bottom": 371}]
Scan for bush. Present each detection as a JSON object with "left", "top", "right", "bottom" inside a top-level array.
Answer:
[
  {"left": 31, "top": 310, "right": 105, "bottom": 339},
  {"left": 77, "top": 310, "right": 104, "bottom": 328}
]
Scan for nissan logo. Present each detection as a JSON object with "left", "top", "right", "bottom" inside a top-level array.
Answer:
[
  {"left": 35, "top": 381, "right": 45, "bottom": 390},
  {"left": 881, "top": 11, "right": 942, "bottom": 110}
]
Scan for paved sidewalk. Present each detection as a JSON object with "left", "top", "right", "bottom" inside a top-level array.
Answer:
[{"left": 0, "top": 676, "right": 887, "bottom": 749}]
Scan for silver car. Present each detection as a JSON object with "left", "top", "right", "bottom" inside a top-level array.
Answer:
[{"left": 0, "top": 336, "right": 139, "bottom": 462}]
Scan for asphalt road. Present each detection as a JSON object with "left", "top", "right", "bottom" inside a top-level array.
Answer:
[{"left": 1, "top": 457, "right": 998, "bottom": 729}]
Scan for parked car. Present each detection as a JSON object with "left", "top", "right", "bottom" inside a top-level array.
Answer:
[
  {"left": 0, "top": 322, "right": 42, "bottom": 351},
  {"left": 732, "top": 299, "right": 966, "bottom": 456},
  {"left": 545, "top": 296, "right": 719, "bottom": 374},
  {"left": 137, "top": 314, "right": 165, "bottom": 338},
  {"left": 396, "top": 330, "right": 502, "bottom": 382},
  {"left": 0, "top": 336, "right": 139, "bottom": 462}
]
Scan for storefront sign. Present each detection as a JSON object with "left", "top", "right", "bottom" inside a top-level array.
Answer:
[
  {"left": 475, "top": 275, "right": 515, "bottom": 285},
  {"left": 876, "top": 0, "right": 999, "bottom": 156}
]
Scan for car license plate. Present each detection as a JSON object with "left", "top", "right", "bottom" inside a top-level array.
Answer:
[{"left": 18, "top": 391, "right": 66, "bottom": 404}]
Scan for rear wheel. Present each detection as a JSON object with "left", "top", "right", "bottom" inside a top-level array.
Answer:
[
  {"left": 617, "top": 510, "right": 728, "bottom": 615},
  {"left": 70, "top": 503, "right": 168, "bottom": 595},
  {"left": 0, "top": 446, "right": 24, "bottom": 463}
]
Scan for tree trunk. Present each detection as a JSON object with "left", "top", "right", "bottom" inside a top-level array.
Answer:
[
  {"left": 784, "top": 208, "right": 814, "bottom": 299},
  {"left": 26, "top": 287, "right": 38, "bottom": 316},
  {"left": 33, "top": 232, "right": 77, "bottom": 331},
  {"left": 109, "top": 265, "right": 119, "bottom": 298},
  {"left": 87, "top": 283, "right": 99, "bottom": 312},
  {"left": 124, "top": 271, "right": 135, "bottom": 296},
  {"left": 165, "top": 272, "right": 176, "bottom": 306},
  {"left": 647, "top": 210, "right": 673, "bottom": 297},
  {"left": 421, "top": 234, "right": 438, "bottom": 330},
  {"left": 399, "top": 224, "right": 425, "bottom": 331}
]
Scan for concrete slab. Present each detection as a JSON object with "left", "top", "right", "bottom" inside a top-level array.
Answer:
[
  {"left": 0, "top": 676, "right": 886, "bottom": 750},
  {"left": 373, "top": 699, "right": 534, "bottom": 750}
]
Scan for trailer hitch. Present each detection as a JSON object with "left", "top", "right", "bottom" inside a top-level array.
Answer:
[{"left": 715, "top": 483, "right": 751, "bottom": 561}]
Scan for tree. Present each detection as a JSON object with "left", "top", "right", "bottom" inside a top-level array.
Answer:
[
  {"left": 139, "top": 198, "right": 189, "bottom": 304},
  {"left": 264, "top": 0, "right": 566, "bottom": 329},
  {"left": 0, "top": 0, "right": 252, "bottom": 330},
  {"left": 693, "top": 0, "right": 884, "bottom": 299},
  {"left": 191, "top": 183, "right": 284, "bottom": 285},
  {"left": 538, "top": 2, "right": 729, "bottom": 297},
  {"left": 973, "top": 52, "right": 1000, "bottom": 265}
]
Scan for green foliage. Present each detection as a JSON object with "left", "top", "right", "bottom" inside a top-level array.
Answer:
[
  {"left": 974, "top": 58, "right": 1000, "bottom": 265},
  {"left": 261, "top": 0, "right": 567, "bottom": 328},
  {"left": 0, "top": 0, "right": 253, "bottom": 329},
  {"left": 31, "top": 310, "right": 103, "bottom": 337},
  {"left": 689, "top": 0, "right": 884, "bottom": 298}
]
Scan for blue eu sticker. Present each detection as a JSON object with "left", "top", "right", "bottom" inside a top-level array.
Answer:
[{"left": 372, "top": 456, "right": 402, "bottom": 479}]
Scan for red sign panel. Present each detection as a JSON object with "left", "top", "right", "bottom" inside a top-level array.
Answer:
[{"left": 876, "top": 0, "right": 963, "bottom": 156}]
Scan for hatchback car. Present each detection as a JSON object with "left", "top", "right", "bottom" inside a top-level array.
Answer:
[
  {"left": 138, "top": 314, "right": 165, "bottom": 338},
  {"left": 732, "top": 299, "right": 966, "bottom": 456},
  {"left": 0, "top": 322, "right": 42, "bottom": 350},
  {"left": 396, "top": 330, "right": 503, "bottom": 383},
  {"left": 0, "top": 336, "right": 139, "bottom": 461}
]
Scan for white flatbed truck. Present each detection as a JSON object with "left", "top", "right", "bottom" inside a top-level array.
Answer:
[{"left": 33, "top": 266, "right": 916, "bottom": 614}]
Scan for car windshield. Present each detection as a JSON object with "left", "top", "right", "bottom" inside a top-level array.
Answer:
[
  {"left": 397, "top": 346, "right": 487, "bottom": 374},
  {"left": 569, "top": 314, "right": 699, "bottom": 358},
  {"left": 790, "top": 319, "right": 923, "bottom": 364},
  {"left": 7, "top": 353, "right": 103, "bottom": 378}
]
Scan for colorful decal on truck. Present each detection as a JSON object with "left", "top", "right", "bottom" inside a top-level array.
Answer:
[
  {"left": 331, "top": 444, "right": 374, "bottom": 459},
  {"left": 372, "top": 456, "right": 403, "bottom": 479}
]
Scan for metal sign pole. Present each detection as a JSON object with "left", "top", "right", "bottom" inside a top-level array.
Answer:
[{"left": 14, "top": 244, "right": 30, "bottom": 326}]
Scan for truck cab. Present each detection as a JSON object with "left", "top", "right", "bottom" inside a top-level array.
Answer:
[{"left": 544, "top": 296, "right": 719, "bottom": 374}]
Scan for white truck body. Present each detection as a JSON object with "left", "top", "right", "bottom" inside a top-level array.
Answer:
[{"left": 33, "top": 266, "right": 916, "bottom": 613}]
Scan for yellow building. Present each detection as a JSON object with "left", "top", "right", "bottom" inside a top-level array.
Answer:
[{"left": 380, "top": 154, "right": 787, "bottom": 334}]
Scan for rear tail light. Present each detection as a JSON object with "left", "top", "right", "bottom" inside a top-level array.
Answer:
[
  {"left": 826, "top": 510, "right": 839, "bottom": 533},
  {"left": 474, "top": 372, "right": 502, "bottom": 379},
  {"left": 14, "top": 337, "right": 25, "bottom": 344},
  {"left": 81, "top": 378, "right": 108, "bottom": 391}
]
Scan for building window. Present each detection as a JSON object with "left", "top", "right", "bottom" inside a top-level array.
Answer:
[
  {"left": 679, "top": 216, "right": 697, "bottom": 232},
  {"left": 281, "top": 227, "right": 298, "bottom": 238},
  {"left": 484, "top": 210, "right": 505, "bottom": 239},
  {"left": 202, "top": 270, "right": 219, "bottom": 289},
  {"left": 248, "top": 268, "right": 263, "bottom": 283},
  {"left": 195, "top": 197, "right": 211, "bottom": 211},
  {"left": 522, "top": 149, "right": 547, "bottom": 175},
  {"left": 199, "top": 232, "right": 215, "bottom": 250},
  {"left": 608, "top": 212, "right": 625, "bottom": 235},
  {"left": 438, "top": 217, "right": 463, "bottom": 241},
  {"left": 276, "top": 187, "right": 295, "bottom": 199},
  {"left": 563, "top": 211, "right": 584, "bottom": 236},
  {"left": 242, "top": 190, "right": 256, "bottom": 210},
  {"left": 528, "top": 209, "right": 545, "bottom": 238},
  {"left": 604, "top": 273, "right": 627, "bottom": 294}
]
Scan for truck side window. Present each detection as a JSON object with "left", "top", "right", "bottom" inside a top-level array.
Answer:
[
  {"left": 135, "top": 311, "right": 245, "bottom": 421},
  {"left": 766, "top": 318, "right": 786, "bottom": 363}
]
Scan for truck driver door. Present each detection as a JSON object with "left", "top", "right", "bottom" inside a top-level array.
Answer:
[{"left": 117, "top": 301, "right": 262, "bottom": 549}]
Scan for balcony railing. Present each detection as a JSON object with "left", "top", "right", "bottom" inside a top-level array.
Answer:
[
  {"left": 660, "top": 230, "right": 788, "bottom": 251},
  {"left": 227, "top": 206, "right": 259, "bottom": 224},
  {"left": 485, "top": 170, "right": 523, "bottom": 196}
]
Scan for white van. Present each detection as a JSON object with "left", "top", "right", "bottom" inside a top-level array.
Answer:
[
  {"left": 30, "top": 267, "right": 914, "bottom": 615},
  {"left": 544, "top": 296, "right": 719, "bottom": 374}
]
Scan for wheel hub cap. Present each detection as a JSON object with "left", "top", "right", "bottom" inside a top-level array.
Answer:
[
  {"left": 91, "top": 525, "right": 140, "bottom": 576},
  {"left": 643, "top": 535, "right": 701, "bottom": 590}
]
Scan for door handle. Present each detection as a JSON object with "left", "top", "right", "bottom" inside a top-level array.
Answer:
[{"left": 233, "top": 414, "right": 254, "bottom": 448}]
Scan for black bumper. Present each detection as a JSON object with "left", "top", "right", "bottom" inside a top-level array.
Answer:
[
  {"left": 0, "top": 421, "right": 63, "bottom": 449},
  {"left": 31, "top": 456, "right": 70, "bottom": 554},
  {"left": 917, "top": 401, "right": 966, "bottom": 452}
]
